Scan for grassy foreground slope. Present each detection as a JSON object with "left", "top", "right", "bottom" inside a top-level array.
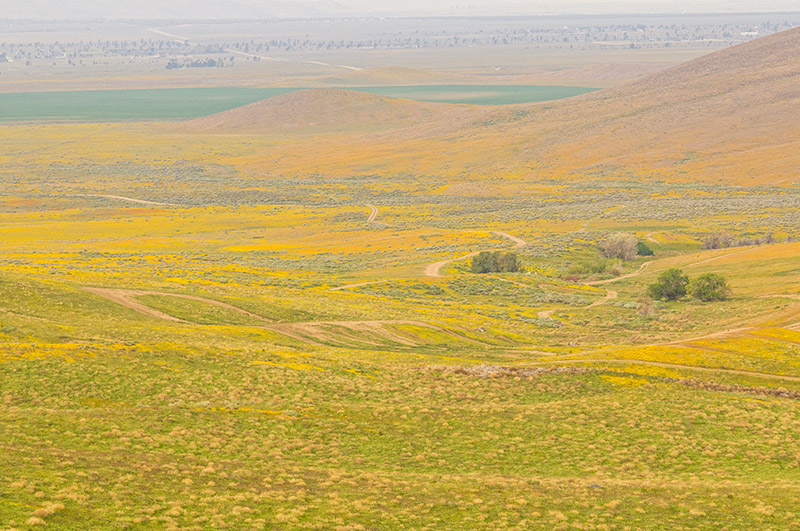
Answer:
[
  {"left": 1, "top": 198, "right": 799, "bottom": 530},
  {"left": 1, "top": 28, "right": 800, "bottom": 531}
]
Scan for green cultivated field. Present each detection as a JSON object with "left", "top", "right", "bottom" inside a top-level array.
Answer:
[
  {"left": 0, "top": 88, "right": 295, "bottom": 122},
  {"left": 0, "top": 85, "right": 597, "bottom": 122},
  {"left": 351, "top": 85, "right": 598, "bottom": 105}
]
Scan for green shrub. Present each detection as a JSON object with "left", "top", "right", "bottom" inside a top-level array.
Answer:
[
  {"left": 470, "top": 251, "right": 520, "bottom": 274},
  {"left": 636, "top": 241, "right": 654, "bottom": 256},
  {"left": 688, "top": 273, "right": 729, "bottom": 301},
  {"left": 647, "top": 268, "right": 689, "bottom": 301}
]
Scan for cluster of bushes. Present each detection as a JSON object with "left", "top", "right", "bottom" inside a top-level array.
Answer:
[
  {"left": 470, "top": 251, "right": 520, "bottom": 274},
  {"left": 600, "top": 233, "right": 653, "bottom": 260},
  {"left": 701, "top": 233, "right": 776, "bottom": 250},
  {"left": 648, "top": 269, "right": 729, "bottom": 302}
]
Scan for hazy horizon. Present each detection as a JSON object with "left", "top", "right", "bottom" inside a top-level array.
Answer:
[{"left": 3, "top": 0, "right": 800, "bottom": 20}]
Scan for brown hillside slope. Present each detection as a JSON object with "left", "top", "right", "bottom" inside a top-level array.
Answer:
[
  {"left": 528, "top": 26, "right": 800, "bottom": 184},
  {"left": 187, "top": 88, "right": 488, "bottom": 135},
  {"left": 182, "top": 28, "right": 800, "bottom": 185}
]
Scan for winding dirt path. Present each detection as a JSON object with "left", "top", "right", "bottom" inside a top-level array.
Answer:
[
  {"left": 425, "top": 251, "right": 482, "bottom": 278},
  {"left": 538, "top": 289, "right": 618, "bottom": 319},
  {"left": 84, "top": 286, "right": 488, "bottom": 347},
  {"left": 588, "top": 261, "right": 653, "bottom": 286},
  {"left": 425, "top": 231, "right": 526, "bottom": 278},
  {"left": 84, "top": 288, "right": 272, "bottom": 322},
  {"left": 69, "top": 194, "right": 178, "bottom": 207},
  {"left": 587, "top": 289, "right": 618, "bottom": 308},
  {"left": 265, "top": 320, "right": 487, "bottom": 347},
  {"left": 584, "top": 246, "right": 766, "bottom": 288},
  {"left": 493, "top": 231, "right": 526, "bottom": 249},
  {"left": 685, "top": 247, "right": 758, "bottom": 268},
  {"left": 366, "top": 204, "right": 379, "bottom": 224},
  {"left": 327, "top": 279, "right": 392, "bottom": 292}
]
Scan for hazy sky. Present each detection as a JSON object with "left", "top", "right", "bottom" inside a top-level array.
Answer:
[
  {"left": 4, "top": 0, "right": 799, "bottom": 19},
  {"left": 345, "top": 0, "right": 800, "bottom": 14}
]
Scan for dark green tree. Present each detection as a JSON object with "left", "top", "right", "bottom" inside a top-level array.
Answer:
[
  {"left": 470, "top": 251, "right": 496, "bottom": 274},
  {"left": 688, "top": 273, "right": 729, "bottom": 301},
  {"left": 636, "top": 241, "right": 654, "bottom": 256},
  {"left": 470, "top": 251, "right": 520, "bottom": 274},
  {"left": 496, "top": 252, "right": 519, "bottom": 273},
  {"left": 647, "top": 268, "right": 689, "bottom": 301}
]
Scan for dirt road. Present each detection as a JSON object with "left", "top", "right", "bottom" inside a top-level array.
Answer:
[
  {"left": 588, "top": 261, "right": 653, "bottom": 286},
  {"left": 366, "top": 204, "right": 379, "bottom": 223},
  {"left": 71, "top": 194, "right": 178, "bottom": 207},
  {"left": 327, "top": 279, "right": 391, "bottom": 292},
  {"left": 84, "top": 287, "right": 271, "bottom": 322},
  {"left": 538, "top": 289, "right": 618, "bottom": 318},
  {"left": 425, "top": 231, "right": 526, "bottom": 278}
]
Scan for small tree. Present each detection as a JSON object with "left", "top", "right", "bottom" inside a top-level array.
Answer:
[
  {"left": 495, "top": 252, "right": 519, "bottom": 273},
  {"left": 470, "top": 251, "right": 496, "bottom": 274},
  {"left": 600, "top": 233, "right": 638, "bottom": 261},
  {"left": 470, "top": 251, "right": 520, "bottom": 274},
  {"left": 636, "top": 241, "right": 654, "bottom": 256},
  {"left": 688, "top": 273, "right": 729, "bottom": 301},
  {"left": 647, "top": 268, "right": 689, "bottom": 301}
]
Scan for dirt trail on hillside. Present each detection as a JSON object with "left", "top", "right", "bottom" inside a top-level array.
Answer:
[
  {"left": 583, "top": 245, "right": 768, "bottom": 288},
  {"left": 366, "top": 204, "right": 379, "bottom": 223},
  {"left": 85, "top": 288, "right": 187, "bottom": 323},
  {"left": 85, "top": 286, "right": 487, "bottom": 347},
  {"left": 84, "top": 288, "right": 272, "bottom": 322},
  {"left": 425, "top": 251, "right": 481, "bottom": 278},
  {"left": 266, "top": 320, "right": 488, "bottom": 347},
  {"left": 588, "top": 261, "right": 653, "bottom": 286},
  {"left": 493, "top": 231, "right": 526, "bottom": 249},
  {"left": 661, "top": 326, "right": 758, "bottom": 345},
  {"left": 685, "top": 247, "right": 759, "bottom": 267},
  {"left": 425, "top": 231, "right": 526, "bottom": 278},
  {"left": 328, "top": 279, "right": 392, "bottom": 292},
  {"left": 70, "top": 194, "right": 179, "bottom": 207},
  {"left": 529, "top": 358, "right": 800, "bottom": 383},
  {"left": 538, "top": 289, "right": 618, "bottom": 318}
]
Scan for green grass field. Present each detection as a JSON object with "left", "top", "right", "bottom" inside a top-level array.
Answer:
[
  {"left": 350, "top": 85, "right": 598, "bottom": 105},
  {"left": 0, "top": 85, "right": 598, "bottom": 122}
]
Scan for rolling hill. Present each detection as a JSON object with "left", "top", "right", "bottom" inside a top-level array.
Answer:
[
  {"left": 185, "top": 27, "right": 800, "bottom": 186},
  {"left": 187, "top": 88, "right": 490, "bottom": 135},
  {"left": 529, "top": 25, "right": 800, "bottom": 184}
]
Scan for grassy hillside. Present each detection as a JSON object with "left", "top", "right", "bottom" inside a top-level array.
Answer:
[{"left": 1, "top": 27, "right": 800, "bottom": 531}]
